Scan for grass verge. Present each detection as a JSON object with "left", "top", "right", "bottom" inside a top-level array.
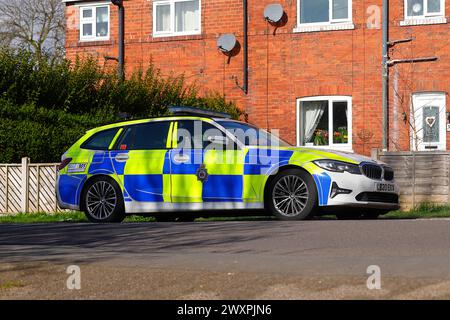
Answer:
[
  {"left": 382, "top": 204, "right": 450, "bottom": 219},
  {"left": 0, "top": 280, "right": 25, "bottom": 290},
  {"left": 0, "top": 212, "right": 155, "bottom": 223}
]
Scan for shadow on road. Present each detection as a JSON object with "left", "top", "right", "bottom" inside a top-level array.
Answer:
[{"left": 0, "top": 221, "right": 311, "bottom": 264}]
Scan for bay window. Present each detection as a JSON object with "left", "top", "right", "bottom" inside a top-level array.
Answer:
[
  {"left": 297, "top": 96, "right": 352, "bottom": 150},
  {"left": 79, "top": 4, "right": 110, "bottom": 41},
  {"left": 153, "top": 0, "right": 201, "bottom": 37}
]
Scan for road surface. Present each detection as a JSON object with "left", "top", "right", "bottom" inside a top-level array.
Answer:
[{"left": 1, "top": 219, "right": 450, "bottom": 299}]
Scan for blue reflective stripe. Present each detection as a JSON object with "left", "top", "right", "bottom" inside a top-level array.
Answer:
[
  {"left": 88, "top": 151, "right": 114, "bottom": 174},
  {"left": 58, "top": 174, "right": 87, "bottom": 206},
  {"left": 168, "top": 149, "right": 204, "bottom": 175},
  {"left": 110, "top": 151, "right": 128, "bottom": 175},
  {"left": 202, "top": 175, "right": 243, "bottom": 202},
  {"left": 244, "top": 149, "right": 293, "bottom": 175},
  {"left": 163, "top": 151, "right": 171, "bottom": 174},
  {"left": 313, "top": 172, "right": 331, "bottom": 206},
  {"left": 244, "top": 164, "right": 264, "bottom": 175},
  {"left": 124, "top": 175, "right": 164, "bottom": 202}
]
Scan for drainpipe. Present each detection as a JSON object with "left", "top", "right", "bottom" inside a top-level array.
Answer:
[
  {"left": 112, "top": 0, "right": 125, "bottom": 81},
  {"left": 382, "top": 0, "right": 389, "bottom": 151},
  {"left": 242, "top": 0, "right": 248, "bottom": 94}
]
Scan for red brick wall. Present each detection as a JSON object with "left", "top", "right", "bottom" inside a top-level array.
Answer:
[{"left": 65, "top": 0, "right": 449, "bottom": 155}]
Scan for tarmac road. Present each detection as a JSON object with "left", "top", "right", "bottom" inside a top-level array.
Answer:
[{"left": 2, "top": 219, "right": 450, "bottom": 299}]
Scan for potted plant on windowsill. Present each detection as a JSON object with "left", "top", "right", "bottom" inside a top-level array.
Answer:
[
  {"left": 333, "top": 127, "right": 348, "bottom": 144},
  {"left": 313, "top": 129, "right": 328, "bottom": 146}
]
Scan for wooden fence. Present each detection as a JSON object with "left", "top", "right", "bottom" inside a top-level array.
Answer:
[
  {"left": 374, "top": 150, "right": 450, "bottom": 210},
  {"left": 0, "top": 158, "right": 61, "bottom": 214}
]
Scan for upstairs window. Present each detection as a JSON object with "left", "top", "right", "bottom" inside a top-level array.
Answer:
[
  {"left": 153, "top": 0, "right": 201, "bottom": 37},
  {"left": 298, "top": 0, "right": 352, "bottom": 25},
  {"left": 79, "top": 4, "right": 110, "bottom": 41},
  {"left": 405, "top": 0, "right": 445, "bottom": 18}
]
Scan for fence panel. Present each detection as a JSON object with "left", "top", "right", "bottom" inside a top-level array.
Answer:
[
  {"left": 378, "top": 150, "right": 450, "bottom": 210},
  {"left": 0, "top": 159, "right": 62, "bottom": 214},
  {"left": 0, "top": 166, "right": 9, "bottom": 212}
]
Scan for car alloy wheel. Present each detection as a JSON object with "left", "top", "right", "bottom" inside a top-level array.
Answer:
[
  {"left": 86, "top": 180, "right": 118, "bottom": 220},
  {"left": 272, "top": 175, "right": 309, "bottom": 217}
]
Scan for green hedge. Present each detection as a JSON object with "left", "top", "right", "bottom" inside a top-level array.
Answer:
[
  {"left": 0, "top": 49, "right": 242, "bottom": 118},
  {"left": 0, "top": 100, "right": 116, "bottom": 163},
  {"left": 0, "top": 49, "right": 243, "bottom": 163}
]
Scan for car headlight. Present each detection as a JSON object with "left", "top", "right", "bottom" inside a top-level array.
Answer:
[{"left": 313, "top": 160, "right": 361, "bottom": 175}]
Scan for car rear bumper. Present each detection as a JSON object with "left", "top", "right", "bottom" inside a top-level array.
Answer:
[{"left": 56, "top": 174, "right": 81, "bottom": 211}]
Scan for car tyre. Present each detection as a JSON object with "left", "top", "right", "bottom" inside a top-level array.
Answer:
[
  {"left": 266, "top": 168, "right": 317, "bottom": 220},
  {"left": 82, "top": 177, "right": 126, "bottom": 223}
]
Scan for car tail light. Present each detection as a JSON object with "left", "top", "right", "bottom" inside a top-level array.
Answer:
[{"left": 58, "top": 158, "right": 72, "bottom": 171}]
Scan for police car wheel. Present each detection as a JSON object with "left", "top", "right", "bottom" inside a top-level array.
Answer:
[
  {"left": 82, "top": 177, "right": 125, "bottom": 223},
  {"left": 267, "top": 169, "right": 317, "bottom": 220}
]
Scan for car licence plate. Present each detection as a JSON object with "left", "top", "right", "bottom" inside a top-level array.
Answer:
[{"left": 375, "top": 183, "right": 395, "bottom": 192}]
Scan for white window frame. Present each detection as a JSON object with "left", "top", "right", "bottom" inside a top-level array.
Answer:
[
  {"left": 153, "top": 0, "right": 202, "bottom": 38},
  {"left": 296, "top": 0, "right": 353, "bottom": 27},
  {"left": 296, "top": 96, "right": 353, "bottom": 151},
  {"left": 404, "top": 0, "right": 445, "bottom": 19},
  {"left": 79, "top": 2, "right": 110, "bottom": 42}
]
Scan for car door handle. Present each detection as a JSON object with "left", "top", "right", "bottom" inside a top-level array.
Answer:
[
  {"left": 115, "top": 153, "right": 129, "bottom": 162},
  {"left": 173, "top": 153, "right": 190, "bottom": 164}
]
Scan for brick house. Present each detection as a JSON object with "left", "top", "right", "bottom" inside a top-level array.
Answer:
[{"left": 63, "top": 0, "right": 449, "bottom": 155}]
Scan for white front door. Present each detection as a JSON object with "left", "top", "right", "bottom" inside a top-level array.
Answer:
[{"left": 411, "top": 93, "right": 447, "bottom": 151}]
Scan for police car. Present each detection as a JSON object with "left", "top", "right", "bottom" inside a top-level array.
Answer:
[{"left": 56, "top": 107, "right": 399, "bottom": 222}]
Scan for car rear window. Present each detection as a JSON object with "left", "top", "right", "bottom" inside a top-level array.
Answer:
[{"left": 81, "top": 128, "right": 120, "bottom": 150}]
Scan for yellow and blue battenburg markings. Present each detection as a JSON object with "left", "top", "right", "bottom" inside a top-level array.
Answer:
[
  {"left": 57, "top": 148, "right": 334, "bottom": 208},
  {"left": 57, "top": 118, "right": 351, "bottom": 210}
]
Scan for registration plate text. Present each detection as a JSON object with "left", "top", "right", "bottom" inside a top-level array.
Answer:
[{"left": 376, "top": 183, "right": 395, "bottom": 192}]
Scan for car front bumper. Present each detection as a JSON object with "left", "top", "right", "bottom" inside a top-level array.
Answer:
[{"left": 313, "top": 170, "right": 400, "bottom": 210}]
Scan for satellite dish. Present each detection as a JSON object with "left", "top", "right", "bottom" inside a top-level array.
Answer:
[
  {"left": 217, "top": 34, "right": 237, "bottom": 53},
  {"left": 264, "top": 4, "right": 284, "bottom": 24}
]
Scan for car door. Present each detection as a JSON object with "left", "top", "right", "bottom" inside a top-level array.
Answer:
[
  {"left": 111, "top": 121, "right": 173, "bottom": 205},
  {"left": 170, "top": 119, "right": 246, "bottom": 204}
]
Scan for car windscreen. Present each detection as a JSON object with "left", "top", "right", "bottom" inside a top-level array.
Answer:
[{"left": 216, "top": 120, "right": 291, "bottom": 147}]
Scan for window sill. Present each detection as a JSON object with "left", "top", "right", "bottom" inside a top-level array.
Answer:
[
  {"left": 400, "top": 17, "right": 447, "bottom": 26},
  {"left": 301, "top": 145, "right": 354, "bottom": 152},
  {"left": 293, "top": 23, "right": 355, "bottom": 33},
  {"left": 77, "top": 39, "right": 113, "bottom": 47},
  {"left": 152, "top": 32, "right": 202, "bottom": 40}
]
